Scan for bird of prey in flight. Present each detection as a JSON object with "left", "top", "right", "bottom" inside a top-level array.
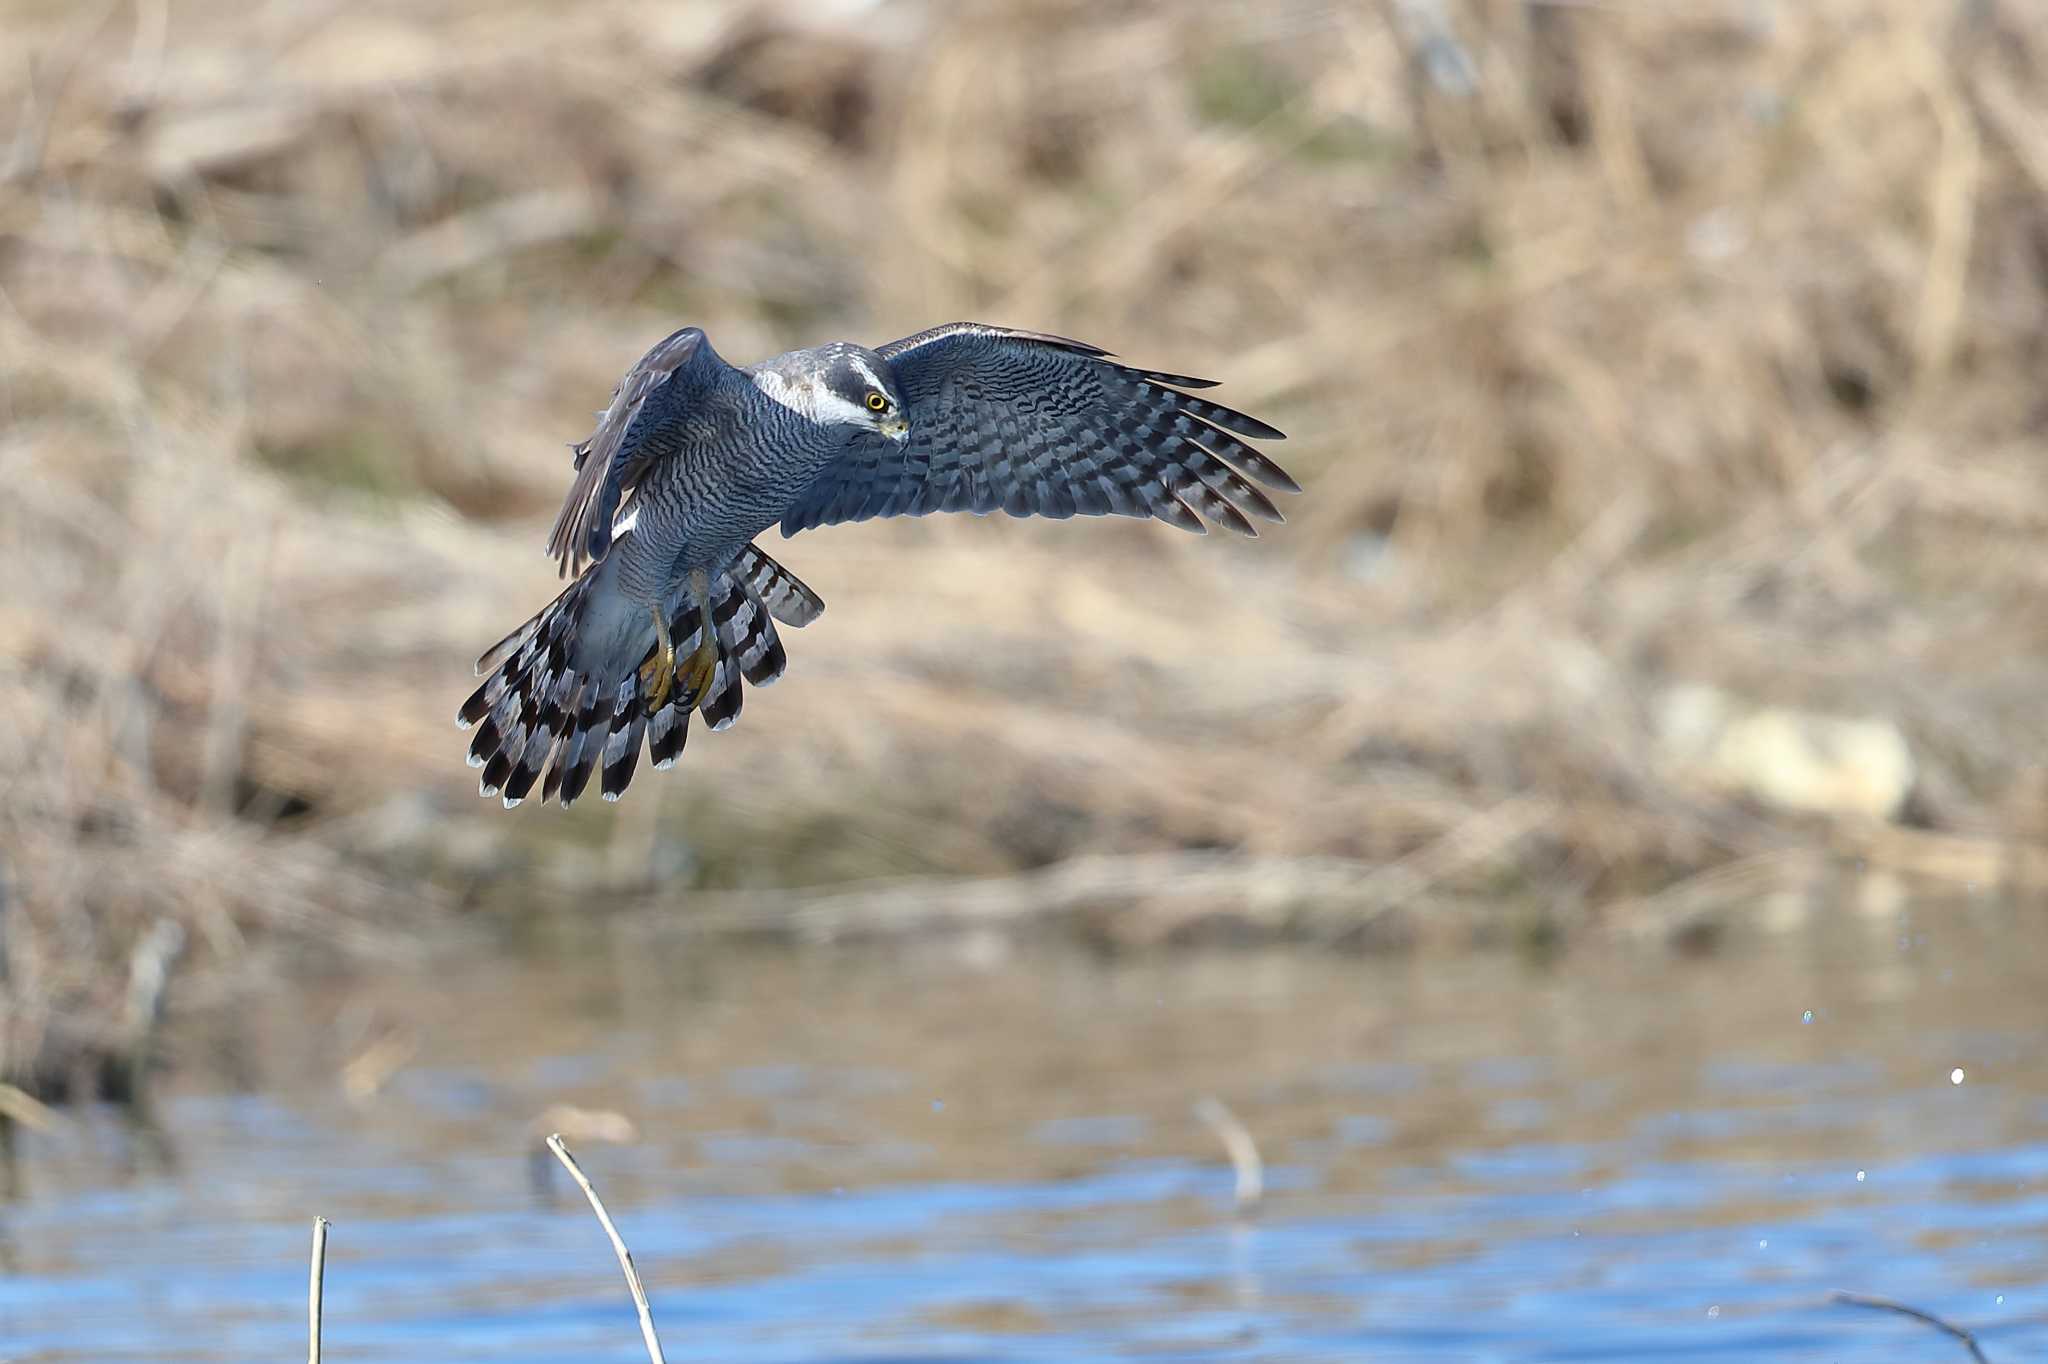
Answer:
[{"left": 458, "top": 322, "right": 1296, "bottom": 807}]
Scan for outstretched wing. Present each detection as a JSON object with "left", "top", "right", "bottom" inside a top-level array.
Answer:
[
  {"left": 546, "top": 326, "right": 711, "bottom": 579},
  {"left": 778, "top": 323, "right": 1296, "bottom": 538}
]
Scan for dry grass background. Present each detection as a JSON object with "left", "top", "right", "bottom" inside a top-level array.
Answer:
[{"left": 4, "top": 0, "right": 2048, "bottom": 1078}]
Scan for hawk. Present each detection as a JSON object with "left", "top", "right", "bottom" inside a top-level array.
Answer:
[{"left": 458, "top": 322, "right": 1296, "bottom": 808}]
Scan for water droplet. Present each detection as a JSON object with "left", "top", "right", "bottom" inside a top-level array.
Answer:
[
  {"left": 1757, "top": 1238, "right": 1769, "bottom": 1250},
  {"left": 1997, "top": 1295, "right": 2006, "bottom": 1305},
  {"left": 1951, "top": 1068, "right": 1966, "bottom": 1085},
  {"left": 1706, "top": 1305, "right": 1721, "bottom": 1319},
  {"left": 1801, "top": 1009, "right": 1814, "bottom": 1024},
  {"left": 1855, "top": 1169, "right": 1866, "bottom": 1182}
]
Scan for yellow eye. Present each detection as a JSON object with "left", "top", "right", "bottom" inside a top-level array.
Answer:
[{"left": 865, "top": 391, "right": 888, "bottom": 412}]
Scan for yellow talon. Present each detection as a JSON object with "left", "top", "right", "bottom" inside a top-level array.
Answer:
[
  {"left": 642, "top": 573, "right": 719, "bottom": 716},
  {"left": 675, "top": 634, "right": 718, "bottom": 709},
  {"left": 671, "top": 569, "right": 719, "bottom": 712},
  {"left": 639, "top": 607, "right": 676, "bottom": 714}
]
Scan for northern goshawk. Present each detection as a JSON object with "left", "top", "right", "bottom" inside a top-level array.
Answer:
[{"left": 459, "top": 322, "right": 1295, "bottom": 807}]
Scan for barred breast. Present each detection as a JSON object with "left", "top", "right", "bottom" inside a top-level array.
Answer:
[{"left": 612, "top": 380, "right": 847, "bottom": 605}]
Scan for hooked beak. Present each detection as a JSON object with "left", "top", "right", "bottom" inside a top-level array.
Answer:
[{"left": 880, "top": 414, "right": 910, "bottom": 443}]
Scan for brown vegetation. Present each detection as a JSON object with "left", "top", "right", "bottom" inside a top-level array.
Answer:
[{"left": 4, "top": 0, "right": 2047, "bottom": 1083}]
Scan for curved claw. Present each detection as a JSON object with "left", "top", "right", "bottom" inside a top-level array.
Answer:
[
  {"left": 639, "top": 641, "right": 676, "bottom": 715},
  {"left": 639, "top": 606, "right": 676, "bottom": 715},
  {"left": 675, "top": 636, "right": 718, "bottom": 711}
]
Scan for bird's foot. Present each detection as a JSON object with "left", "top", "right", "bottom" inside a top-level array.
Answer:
[
  {"left": 674, "top": 635, "right": 718, "bottom": 711},
  {"left": 639, "top": 636, "right": 677, "bottom": 715},
  {"left": 639, "top": 604, "right": 678, "bottom": 715}
]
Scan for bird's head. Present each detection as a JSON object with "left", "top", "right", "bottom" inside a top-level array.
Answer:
[{"left": 816, "top": 345, "right": 910, "bottom": 443}]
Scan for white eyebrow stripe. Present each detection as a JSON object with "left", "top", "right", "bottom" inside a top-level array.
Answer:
[
  {"left": 848, "top": 354, "right": 887, "bottom": 397},
  {"left": 811, "top": 388, "right": 872, "bottom": 428}
]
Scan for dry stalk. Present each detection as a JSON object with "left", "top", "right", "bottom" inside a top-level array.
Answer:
[
  {"left": 1194, "top": 1097, "right": 1264, "bottom": 1213},
  {"left": 1831, "top": 1290, "right": 1991, "bottom": 1364},
  {"left": 545, "top": 1133, "right": 667, "bottom": 1364},
  {"left": 307, "top": 1217, "right": 328, "bottom": 1364},
  {"left": 0, "top": 1082, "right": 65, "bottom": 1133}
]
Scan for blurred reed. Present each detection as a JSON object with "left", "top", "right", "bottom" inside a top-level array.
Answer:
[{"left": 3, "top": 0, "right": 2046, "bottom": 1094}]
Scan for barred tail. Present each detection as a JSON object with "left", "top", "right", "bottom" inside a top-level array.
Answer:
[
  {"left": 646, "top": 543, "right": 814, "bottom": 758},
  {"left": 456, "top": 541, "right": 824, "bottom": 809},
  {"left": 456, "top": 574, "right": 599, "bottom": 809}
]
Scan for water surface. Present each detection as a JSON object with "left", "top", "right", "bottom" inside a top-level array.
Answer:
[{"left": 3, "top": 904, "right": 2045, "bottom": 1361}]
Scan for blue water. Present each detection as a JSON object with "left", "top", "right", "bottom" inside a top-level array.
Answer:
[{"left": 2, "top": 921, "right": 2045, "bottom": 1361}]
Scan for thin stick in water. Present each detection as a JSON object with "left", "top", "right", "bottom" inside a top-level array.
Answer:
[
  {"left": 546, "top": 1132, "right": 667, "bottom": 1364},
  {"left": 1831, "top": 1290, "right": 1991, "bottom": 1364},
  {"left": 307, "top": 1216, "right": 328, "bottom": 1364},
  {"left": 1194, "top": 1097, "right": 1264, "bottom": 1212}
]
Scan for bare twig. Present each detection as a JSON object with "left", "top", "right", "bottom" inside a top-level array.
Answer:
[
  {"left": 1194, "top": 1097, "right": 1264, "bottom": 1213},
  {"left": 119, "top": 917, "right": 186, "bottom": 1101},
  {"left": 307, "top": 1217, "right": 328, "bottom": 1364},
  {"left": 1831, "top": 1290, "right": 1991, "bottom": 1364},
  {"left": 0, "top": 1081, "right": 66, "bottom": 1133},
  {"left": 545, "top": 1133, "right": 667, "bottom": 1364}
]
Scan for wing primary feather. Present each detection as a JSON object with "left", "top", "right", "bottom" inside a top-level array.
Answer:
[
  {"left": 1189, "top": 446, "right": 1285, "bottom": 523},
  {"left": 1182, "top": 413, "right": 1302, "bottom": 493},
  {"left": 1155, "top": 490, "right": 1207, "bottom": 534},
  {"left": 1165, "top": 389, "right": 1285, "bottom": 442},
  {"left": 1113, "top": 364, "right": 1221, "bottom": 390},
  {"left": 1178, "top": 475, "right": 1258, "bottom": 537}
]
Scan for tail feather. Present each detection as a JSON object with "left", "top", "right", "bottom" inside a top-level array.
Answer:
[
  {"left": 735, "top": 543, "right": 825, "bottom": 628},
  {"left": 467, "top": 686, "right": 523, "bottom": 769},
  {"left": 648, "top": 694, "right": 690, "bottom": 770},
  {"left": 701, "top": 581, "right": 748, "bottom": 731},
  {"left": 545, "top": 684, "right": 608, "bottom": 806},
  {"left": 600, "top": 681, "right": 645, "bottom": 802},
  {"left": 731, "top": 580, "right": 789, "bottom": 686},
  {"left": 479, "top": 742, "right": 520, "bottom": 800},
  {"left": 460, "top": 539, "right": 824, "bottom": 808},
  {"left": 700, "top": 565, "right": 793, "bottom": 731},
  {"left": 457, "top": 668, "right": 508, "bottom": 728},
  {"left": 473, "top": 616, "right": 539, "bottom": 678},
  {"left": 702, "top": 648, "right": 745, "bottom": 731},
  {"left": 503, "top": 673, "right": 580, "bottom": 806}
]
